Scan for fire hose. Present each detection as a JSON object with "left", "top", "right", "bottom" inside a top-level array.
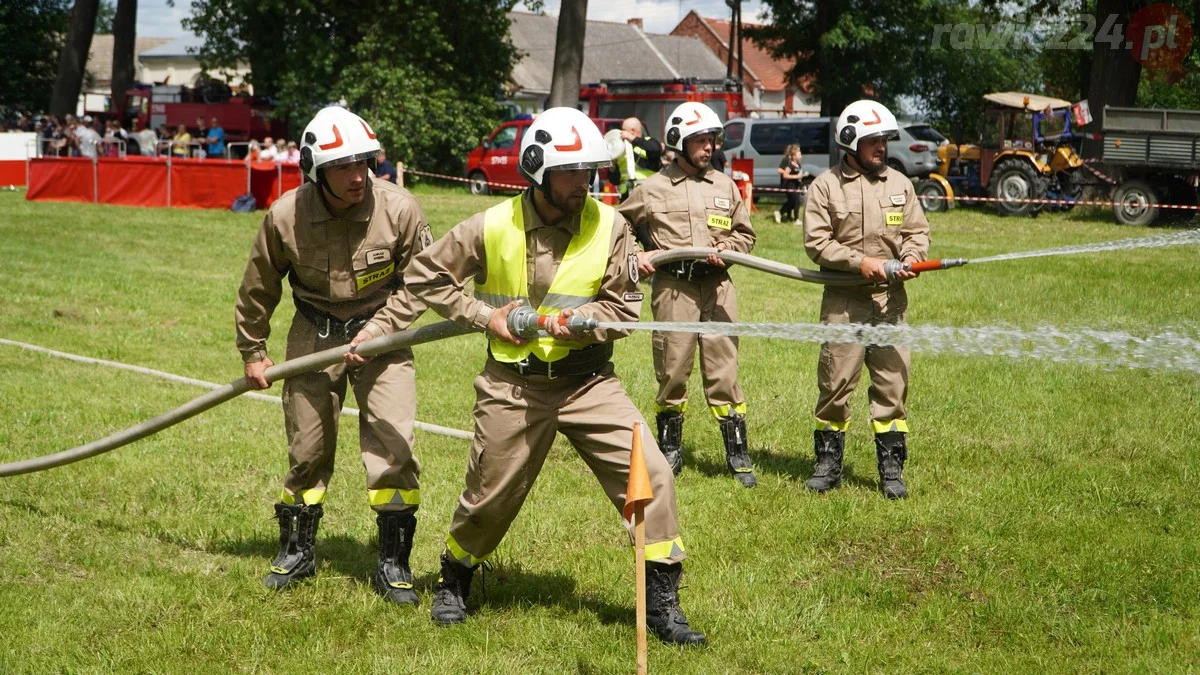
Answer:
[
  {"left": 648, "top": 247, "right": 968, "bottom": 284},
  {"left": 0, "top": 250, "right": 968, "bottom": 478}
]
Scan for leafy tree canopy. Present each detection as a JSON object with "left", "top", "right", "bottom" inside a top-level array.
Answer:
[
  {"left": 0, "top": 0, "right": 72, "bottom": 115},
  {"left": 184, "top": 0, "right": 522, "bottom": 174}
]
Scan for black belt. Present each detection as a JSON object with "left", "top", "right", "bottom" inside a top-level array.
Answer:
[
  {"left": 294, "top": 297, "right": 377, "bottom": 341},
  {"left": 659, "top": 260, "right": 727, "bottom": 282},
  {"left": 490, "top": 343, "right": 614, "bottom": 379}
]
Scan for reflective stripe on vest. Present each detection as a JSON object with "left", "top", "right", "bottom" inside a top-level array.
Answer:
[{"left": 479, "top": 195, "right": 615, "bottom": 364}]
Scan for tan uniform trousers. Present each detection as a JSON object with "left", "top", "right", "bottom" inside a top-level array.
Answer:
[
  {"left": 651, "top": 273, "right": 745, "bottom": 417},
  {"left": 444, "top": 361, "right": 686, "bottom": 567},
  {"left": 281, "top": 314, "right": 420, "bottom": 512},
  {"left": 815, "top": 284, "right": 910, "bottom": 429}
]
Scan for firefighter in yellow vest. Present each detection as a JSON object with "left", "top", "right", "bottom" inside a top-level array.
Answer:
[
  {"left": 401, "top": 107, "right": 705, "bottom": 645},
  {"left": 802, "top": 100, "right": 930, "bottom": 499},
  {"left": 611, "top": 117, "right": 663, "bottom": 200},
  {"left": 236, "top": 106, "right": 434, "bottom": 604},
  {"left": 619, "top": 101, "right": 758, "bottom": 488}
]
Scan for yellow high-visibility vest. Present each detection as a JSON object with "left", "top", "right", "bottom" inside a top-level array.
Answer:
[{"left": 478, "top": 194, "right": 615, "bottom": 363}]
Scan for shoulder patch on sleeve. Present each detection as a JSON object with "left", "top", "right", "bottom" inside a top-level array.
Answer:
[
  {"left": 418, "top": 223, "right": 434, "bottom": 250},
  {"left": 627, "top": 253, "right": 640, "bottom": 284}
]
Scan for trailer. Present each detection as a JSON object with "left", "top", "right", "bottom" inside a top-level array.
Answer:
[{"left": 1102, "top": 106, "right": 1200, "bottom": 226}]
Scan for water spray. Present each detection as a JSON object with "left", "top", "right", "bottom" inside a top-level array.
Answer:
[{"left": 6, "top": 230, "right": 1198, "bottom": 477}]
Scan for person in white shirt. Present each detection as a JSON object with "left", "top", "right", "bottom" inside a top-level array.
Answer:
[{"left": 258, "top": 136, "right": 279, "bottom": 161}]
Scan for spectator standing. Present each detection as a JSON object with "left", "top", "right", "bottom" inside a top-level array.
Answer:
[
  {"left": 283, "top": 141, "right": 300, "bottom": 164},
  {"left": 172, "top": 124, "right": 192, "bottom": 158},
  {"left": 258, "top": 136, "right": 278, "bottom": 162},
  {"left": 205, "top": 116, "right": 226, "bottom": 159}
]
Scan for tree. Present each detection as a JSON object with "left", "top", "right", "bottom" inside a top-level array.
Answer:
[
  {"left": 95, "top": 0, "right": 116, "bottom": 34},
  {"left": 50, "top": 0, "right": 101, "bottom": 118},
  {"left": 0, "top": 0, "right": 71, "bottom": 114},
  {"left": 547, "top": 0, "right": 587, "bottom": 109},
  {"left": 185, "top": 0, "right": 522, "bottom": 174},
  {"left": 747, "top": 0, "right": 948, "bottom": 116},
  {"left": 111, "top": 0, "right": 137, "bottom": 118}
]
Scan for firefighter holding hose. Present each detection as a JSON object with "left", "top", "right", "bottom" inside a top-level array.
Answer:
[
  {"left": 235, "top": 106, "right": 435, "bottom": 603},
  {"left": 802, "top": 100, "right": 930, "bottom": 499},
  {"left": 618, "top": 101, "right": 759, "bottom": 488},
  {"left": 401, "top": 107, "right": 705, "bottom": 645}
]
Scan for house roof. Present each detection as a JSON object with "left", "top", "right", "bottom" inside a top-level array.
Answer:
[
  {"left": 85, "top": 35, "right": 174, "bottom": 85},
  {"left": 508, "top": 12, "right": 728, "bottom": 96},
  {"left": 139, "top": 34, "right": 207, "bottom": 59},
  {"left": 684, "top": 11, "right": 799, "bottom": 93}
]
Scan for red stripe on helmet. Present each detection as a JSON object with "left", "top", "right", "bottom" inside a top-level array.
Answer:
[
  {"left": 360, "top": 120, "right": 376, "bottom": 140},
  {"left": 553, "top": 127, "right": 583, "bottom": 151},
  {"left": 318, "top": 125, "right": 344, "bottom": 150},
  {"left": 685, "top": 109, "right": 703, "bottom": 125},
  {"left": 863, "top": 109, "right": 883, "bottom": 126}
]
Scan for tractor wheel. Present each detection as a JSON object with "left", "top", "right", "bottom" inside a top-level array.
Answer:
[
  {"left": 915, "top": 178, "right": 949, "bottom": 212},
  {"left": 989, "top": 159, "right": 1046, "bottom": 217},
  {"left": 1112, "top": 180, "right": 1159, "bottom": 226},
  {"left": 468, "top": 171, "right": 491, "bottom": 196}
]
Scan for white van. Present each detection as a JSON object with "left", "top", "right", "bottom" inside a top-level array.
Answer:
[{"left": 722, "top": 117, "right": 838, "bottom": 191}]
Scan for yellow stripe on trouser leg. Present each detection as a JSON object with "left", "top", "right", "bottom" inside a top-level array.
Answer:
[
  {"left": 657, "top": 402, "right": 687, "bottom": 414},
  {"left": 871, "top": 419, "right": 909, "bottom": 434},
  {"left": 445, "top": 533, "right": 488, "bottom": 568},
  {"left": 644, "top": 537, "right": 687, "bottom": 562},
  {"left": 367, "top": 488, "right": 421, "bottom": 508},
  {"left": 710, "top": 402, "right": 747, "bottom": 419},
  {"left": 280, "top": 487, "right": 327, "bottom": 505},
  {"left": 814, "top": 419, "right": 850, "bottom": 432}
]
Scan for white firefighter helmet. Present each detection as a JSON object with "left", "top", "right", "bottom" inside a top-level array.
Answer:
[
  {"left": 299, "top": 106, "right": 381, "bottom": 184},
  {"left": 663, "top": 101, "right": 723, "bottom": 152},
  {"left": 518, "top": 107, "right": 610, "bottom": 186},
  {"left": 835, "top": 100, "right": 900, "bottom": 152}
]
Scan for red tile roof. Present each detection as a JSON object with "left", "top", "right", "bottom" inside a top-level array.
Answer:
[{"left": 689, "top": 13, "right": 799, "bottom": 93}]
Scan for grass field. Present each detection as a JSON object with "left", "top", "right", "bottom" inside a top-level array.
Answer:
[{"left": 1, "top": 187, "right": 1198, "bottom": 672}]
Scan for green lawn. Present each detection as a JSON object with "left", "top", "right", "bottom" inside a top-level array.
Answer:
[{"left": 1, "top": 188, "right": 1198, "bottom": 672}]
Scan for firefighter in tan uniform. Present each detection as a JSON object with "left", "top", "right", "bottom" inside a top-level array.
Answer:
[
  {"left": 802, "top": 100, "right": 930, "bottom": 499},
  {"left": 619, "top": 101, "right": 758, "bottom": 488},
  {"left": 235, "top": 107, "right": 435, "bottom": 603},
  {"left": 402, "top": 108, "right": 705, "bottom": 646}
]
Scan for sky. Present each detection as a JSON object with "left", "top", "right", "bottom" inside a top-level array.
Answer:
[{"left": 136, "top": 0, "right": 769, "bottom": 39}]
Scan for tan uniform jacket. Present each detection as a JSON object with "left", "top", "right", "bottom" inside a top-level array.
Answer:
[
  {"left": 803, "top": 158, "right": 930, "bottom": 273},
  {"left": 403, "top": 191, "right": 642, "bottom": 345},
  {"left": 618, "top": 161, "right": 756, "bottom": 254},
  {"left": 235, "top": 179, "right": 432, "bottom": 363}
]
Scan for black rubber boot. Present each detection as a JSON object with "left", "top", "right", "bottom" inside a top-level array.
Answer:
[
  {"left": 263, "top": 502, "right": 322, "bottom": 590},
  {"left": 805, "top": 430, "right": 844, "bottom": 493},
  {"left": 372, "top": 510, "right": 418, "bottom": 606},
  {"left": 875, "top": 431, "right": 909, "bottom": 500},
  {"left": 646, "top": 562, "right": 707, "bottom": 647},
  {"left": 718, "top": 414, "right": 757, "bottom": 488},
  {"left": 655, "top": 411, "right": 684, "bottom": 475},
  {"left": 430, "top": 551, "right": 475, "bottom": 626}
]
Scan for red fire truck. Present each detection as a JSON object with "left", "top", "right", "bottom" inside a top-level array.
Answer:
[{"left": 578, "top": 78, "right": 747, "bottom": 134}]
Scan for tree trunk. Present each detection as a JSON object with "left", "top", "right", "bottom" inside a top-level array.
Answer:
[
  {"left": 1082, "top": 0, "right": 1143, "bottom": 157},
  {"left": 51, "top": 0, "right": 101, "bottom": 118},
  {"left": 111, "top": 0, "right": 137, "bottom": 123},
  {"left": 547, "top": 0, "right": 587, "bottom": 109}
]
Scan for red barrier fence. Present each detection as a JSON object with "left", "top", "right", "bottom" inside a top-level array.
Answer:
[{"left": 24, "top": 156, "right": 303, "bottom": 210}]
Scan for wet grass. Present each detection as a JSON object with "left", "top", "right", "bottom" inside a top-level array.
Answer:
[{"left": 1, "top": 189, "right": 1198, "bottom": 672}]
